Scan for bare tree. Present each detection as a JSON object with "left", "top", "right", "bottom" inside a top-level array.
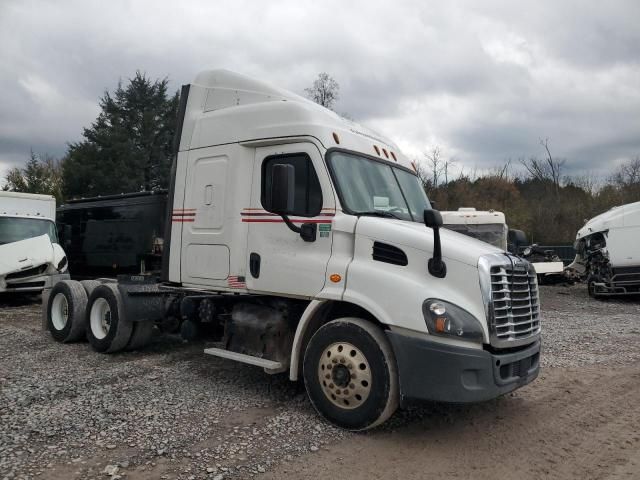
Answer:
[
  {"left": 520, "top": 138, "right": 566, "bottom": 194},
  {"left": 424, "top": 147, "right": 443, "bottom": 188},
  {"left": 305, "top": 73, "right": 339, "bottom": 110}
]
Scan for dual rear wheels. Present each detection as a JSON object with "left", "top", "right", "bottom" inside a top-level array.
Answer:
[{"left": 46, "top": 280, "right": 153, "bottom": 352}]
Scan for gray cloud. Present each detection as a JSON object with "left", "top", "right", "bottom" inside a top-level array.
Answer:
[{"left": 1, "top": 0, "right": 639, "bottom": 181}]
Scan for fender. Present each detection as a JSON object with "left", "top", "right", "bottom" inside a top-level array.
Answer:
[{"left": 289, "top": 299, "right": 328, "bottom": 380}]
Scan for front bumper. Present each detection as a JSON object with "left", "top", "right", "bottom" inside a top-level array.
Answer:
[
  {"left": 386, "top": 331, "right": 540, "bottom": 404},
  {"left": 0, "top": 272, "right": 70, "bottom": 293}
]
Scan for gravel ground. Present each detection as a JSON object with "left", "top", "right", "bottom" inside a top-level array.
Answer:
[{"left": 0, "top": 285, "right": 639, "bottom": 480}]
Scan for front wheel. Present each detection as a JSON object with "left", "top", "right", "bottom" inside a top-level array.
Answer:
[{"left": 303, "top": 318, "right": 399, "bottom": 431}]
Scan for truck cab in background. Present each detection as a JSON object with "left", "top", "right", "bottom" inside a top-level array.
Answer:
[
  {"left": 44, "top": 70, "right": 541, "bottom": 430},
  {"left": 442, "top": 208, "right": 565, "bottom": 283},
  {"left": 441, "top": 208, "right": 508, "bottom": 250},
  {"left": 569, "top": 201, "right": 640, "bottom": 297},
  {"left": 0, "top": 191, "right": 69, "bottom": 294}
]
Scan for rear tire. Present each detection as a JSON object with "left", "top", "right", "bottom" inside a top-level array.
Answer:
[
  {"left": 303, "top": 318, "right": 399, "bottom": 431},
  {"left": 127, "top": 321, "right": 154, "bottom": 351},
  {"left": 80, "top": 280, "right": 102, "bottom": 297},
  {"left": 86, "top": 284, "right": 133, "bottom": 353},
  {"left": 46, "top": 280, "right": 88, "bottom": 343}
]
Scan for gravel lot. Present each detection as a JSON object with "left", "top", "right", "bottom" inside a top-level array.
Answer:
[{"left": 1, "top": 285, "right": 639, "bottom": 480}]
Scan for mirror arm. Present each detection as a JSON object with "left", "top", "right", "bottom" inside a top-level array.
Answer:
[
  {"left": 281, "top": 214, "right": 302, "bottom": 234},
  {"left": 280, "top": 215, "right": 317, "bottom": 242},
  {"left": 428, "top": 226, "right": 447, "bottom": 278}
]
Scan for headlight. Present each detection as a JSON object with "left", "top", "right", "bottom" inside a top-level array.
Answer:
[
  {"left": 57, "top": 256, "right": 68, "bottom": 271},
  {"left": 422, "top": 299, "right": 484, "bottom": 342}
]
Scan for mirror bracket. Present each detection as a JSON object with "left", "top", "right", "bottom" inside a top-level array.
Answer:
[
  {"left": 424, "top": 208, "right": 447, "bottom": 278},
  {"left": 281, "top": 215, "right": 317, "bottom": 242}
]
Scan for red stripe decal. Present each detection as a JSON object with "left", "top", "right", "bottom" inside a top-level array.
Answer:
[
  {"left": 172, "top": 219, "right": 195, "bottom": 223},
  {"left": 242, "top": 219, "right": 332, "bottom": 224},
  {"left": 240, "top": 212, "right": 335, "bottom": 217}
]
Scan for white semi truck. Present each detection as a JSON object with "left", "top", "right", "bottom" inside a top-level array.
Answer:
[
  {"left": 0, "top": 191, "right": 69, "bottom": 293},
  {"left": 43, "top": 70, "right": 541, "bottom": 430},
  {"left": 568, "top": 201, "right": 640, "bottom": 297}
]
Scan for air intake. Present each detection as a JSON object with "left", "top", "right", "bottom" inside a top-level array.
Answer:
[{"left": 372, "top": 242, "right": 408, "bottom": 266}]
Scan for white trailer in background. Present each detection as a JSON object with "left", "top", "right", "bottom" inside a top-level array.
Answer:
[
  {"left": 569, "top": 201, "right": 640, "bottom": 297},
  {"left": 0, "top": 191, "right": 69, "bottom": 293},
  {"left": 43, "top": 70, "right": 541, "bottom": 430}
]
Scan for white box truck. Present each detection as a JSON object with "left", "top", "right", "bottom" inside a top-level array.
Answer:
[
  {"left": 0, "top": 191, "right": 69, "bottom": 293},
  {"left": 569, "top": 201, "right": 640, "bottom": 297},
  {"left": 42, "top": 70, "right": 540, "bottom": 430}
]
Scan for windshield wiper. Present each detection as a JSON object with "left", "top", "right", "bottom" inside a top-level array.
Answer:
[{"left": 352, "top": 210, "right": 402, "bottom": 220}]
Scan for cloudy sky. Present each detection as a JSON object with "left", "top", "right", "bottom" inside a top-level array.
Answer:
[{"left": 1, "top": 0, "right": 639, "bottom": 181}]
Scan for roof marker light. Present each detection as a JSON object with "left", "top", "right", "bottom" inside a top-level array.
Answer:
[
  {"left": 391, "top": 151, "right": 397, "bottom": 162},
  {"left": 374, "top": 145, "right": 380, "bottom": 155},
  {"left": 410, "top": 161, "right": 417, "bottom": 172},
  {"left": 382, "top": 148, "right": 389, "bottom": 159},
  {"left": 332, "top": 132, "right": 340, "bottom": 144}
]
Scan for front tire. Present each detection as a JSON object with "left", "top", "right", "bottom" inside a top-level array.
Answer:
[
  {"left": 303, "top": 318, "right": 399, "bottom": 431},
  {"left": 86, "top": 284, "right": 133, "bottom": 353},
  {"left": 46, "top": 280, "right": 88, "bottom": 343}
]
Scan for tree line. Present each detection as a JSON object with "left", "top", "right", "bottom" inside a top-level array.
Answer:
[
  {"left": 3, "top": 71, "right": 639, "bottom": 244},
  {"left": 418, "top": 146, "right": 640, "bottom": 244},
  {"left": 3, "top": 72, "right": 179, "bottom": 202}
]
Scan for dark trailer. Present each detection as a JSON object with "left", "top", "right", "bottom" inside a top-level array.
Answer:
[{"left": 57, "top": 191, "right": 167, "bottom": 279}]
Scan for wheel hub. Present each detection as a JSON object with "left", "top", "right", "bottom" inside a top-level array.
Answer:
[
  {"left": 51, "top": 293, "right": 69, "bottom": 330},
  {"left": 317, "top": 342, "right": 372, "bottom": 410},
  {"left": 90, "top": 297, "right": 112, "bottom": 340}
]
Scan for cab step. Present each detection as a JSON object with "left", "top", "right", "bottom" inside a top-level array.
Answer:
[{"left": 203, "top": 347, "right": 287, "bottom": 374}]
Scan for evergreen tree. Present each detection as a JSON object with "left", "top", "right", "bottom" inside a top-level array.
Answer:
[
  {"left": 2, "top": 150, "right": 63, "bottom": 202},
  {"left": 62, "top": 72, "right": 179, "bottom": 198}
]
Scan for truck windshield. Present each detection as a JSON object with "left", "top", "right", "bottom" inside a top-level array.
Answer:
[
  {"left": 444, "top": 223, "right": 507, "bottom": 250},
  {"left": 0, "top": 217, "right": 58, "bottom": 245},
  {"left": 327, "top": 151, "right": 431, "bottom": 222}
]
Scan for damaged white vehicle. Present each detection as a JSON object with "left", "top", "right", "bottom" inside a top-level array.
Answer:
[
  {"left": 568, "top": 201, "right": 640, "bottom": 297},
  {"left": 0, "top": 192, "right": 69, "bottom": 293}
]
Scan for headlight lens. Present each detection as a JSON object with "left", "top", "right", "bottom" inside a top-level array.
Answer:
[
  {"left": 423, "top": 299, "right": 484, "bottom": 342},
  {"left": 57, "top": 256, "right": 68, "bottom": 271}
]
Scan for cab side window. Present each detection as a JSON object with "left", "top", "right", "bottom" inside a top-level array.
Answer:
[{"left": 261, "top": 153, "right": 322, "bottom": 217}]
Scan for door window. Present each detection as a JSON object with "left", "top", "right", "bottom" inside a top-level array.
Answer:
[{"left": 261, "top": 154, "right": 322, "bottom": 216}]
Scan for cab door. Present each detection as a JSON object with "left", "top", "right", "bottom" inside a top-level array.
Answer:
[{"left": 245, "top": 142, "right": 335, "bottom": 297}]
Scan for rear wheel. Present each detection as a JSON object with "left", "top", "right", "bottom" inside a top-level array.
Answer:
[
  {"left": 303, "top": 318, "right": 399, "bottom": 431},
  {"left": 127, "top": 321, "right": 154, "bottom": 350},
  {"left": 46, "top": 280, "right": 87, "bottom": 343},
  {"left": 86, "top": 284, "right": 133, "bottom": 353},
  {"left": 80, "top": 280, "right": 102, "bottom": 297}
]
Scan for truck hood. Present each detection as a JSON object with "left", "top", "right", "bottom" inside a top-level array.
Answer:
[
  {"left": 0, "top": 234, "right": 56, "bottom": 276},
  {"left": 576, "top": 200, "right": 640, "bottom": 239},
  {"left": 355, "top": 216, "right": 502, "bottom": 267}
]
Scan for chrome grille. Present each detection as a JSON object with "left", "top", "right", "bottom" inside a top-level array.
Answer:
[{"left": 479, "top": 254, "right": 541, "bottom": 348}]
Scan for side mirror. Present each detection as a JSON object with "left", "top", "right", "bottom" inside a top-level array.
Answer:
[
  {"left": 507, "top": 229, "right": 528, "bottom": 254},
  {"left": 424, "top": 208, "right": 446, "bottom": 278},
  {"left": 424, "top": 209, "right": 443, "bottom": 228},
  {"left": 269, "top": 163, "right": 295, "bottom": 214},
  {"left": 267, "top": 163, "right": 316, "bottom": 242}
]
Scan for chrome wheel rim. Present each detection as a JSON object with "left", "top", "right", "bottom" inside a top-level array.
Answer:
[{"left": 318, "top": 342, "right": 372, "bottom": 409}]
